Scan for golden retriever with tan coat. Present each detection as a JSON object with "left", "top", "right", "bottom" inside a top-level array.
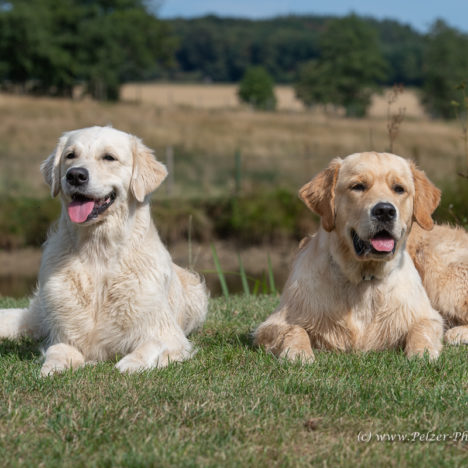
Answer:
[
  {"left": 408, "top": 223, "right": 468, "bottom": 344},
  {"left": 255, "top": 152, "right": 455, "bottom": 361},
  {"left": 0, "top": 126, "right": 208, "bottom": 375}
]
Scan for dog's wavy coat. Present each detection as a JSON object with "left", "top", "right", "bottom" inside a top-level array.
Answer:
[
  {"left": 255, "top": 152, "right": 447, "bottom": 361},
  {"left": 0, "top": 126, "right": 208, "bottom": 375},
  {"left": 407, "top": 223, "right": 468, "bottom": 344}
]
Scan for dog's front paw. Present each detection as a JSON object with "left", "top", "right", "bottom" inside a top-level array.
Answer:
[
  {"left": 40, "top": 360, "right": 68, "bottom": 376},
  {"left": 116, "top": 343, "right": 193, "bottom": 373},
  {"left": 445, "top": 326, "right": 468, "bottom": 345},
  {"left": 279, "top": 346, "right": 315, "bottom": 364},
  {"left": 115, "top": 354, "right": 147, "bottom": 373},
  {"left": 405, "top": 346, "right": 440, "bottom": 361},
  {"left": 40, "top": 343, "right": 86, "bottom": 376}
]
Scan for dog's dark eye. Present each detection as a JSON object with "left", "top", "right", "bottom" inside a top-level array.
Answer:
[
  {"left": 393, "top": 184, "right": 405, "bottom": 194},
  {"left": 351, "top": 183, "right": 366, "bottom": 192},
  {"left": 66, "top": 152, "right": 76, "bottom": 160},
  {"left": 103, "top": 154, "right": 116, "bottom": 162}
]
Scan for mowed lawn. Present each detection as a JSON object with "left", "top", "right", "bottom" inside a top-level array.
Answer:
[{"left": 0, "top": 295, "right": 467, "bottom": 466}]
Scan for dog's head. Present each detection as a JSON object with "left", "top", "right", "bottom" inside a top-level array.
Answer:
[
  {"left": 299, "top": 152, "right": 440, "bottom": 262},
  {"left": 41, "top": 126, "right": 167, "bottom": 225}
]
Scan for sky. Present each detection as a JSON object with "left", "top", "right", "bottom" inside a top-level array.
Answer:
[{"left": 158, "top": 0, "right": 468, "bottom": 33}]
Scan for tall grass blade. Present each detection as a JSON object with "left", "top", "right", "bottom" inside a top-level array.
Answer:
[
  {"left": 237, "top": 253, "right": 250, "bottom": 296},
  {"left": 211, "top": 244, "right": 229, "bottom": 299},
  {"left": 235, "top": 149, "right": 242, "bottom": 195},
  {"left": 252, "top": 279, "right": 260, "bottom": 295},
  {"left": 261, "top": 273, "right": 268, "bottom": 294},
  {"left": 267, "top": 253, "right": 277, "bottom": 294}
]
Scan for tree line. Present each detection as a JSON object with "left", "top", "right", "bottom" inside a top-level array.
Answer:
[
  {"left": 170, "top": 15, "right": 468, "bottom": 118},
  {"left": 0, "top": 1, "right": 467, "bottom": 118},
  {"left": 169, "top": 15, "right": 425, "bottom": 86}
]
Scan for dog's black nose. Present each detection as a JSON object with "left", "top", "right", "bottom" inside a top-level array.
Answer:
[
  {"left": 371, "top": 202, "right": 396, "bottom": 222},
  {"left": 66, "top": 167, "right": 89, "bottom": 187}
]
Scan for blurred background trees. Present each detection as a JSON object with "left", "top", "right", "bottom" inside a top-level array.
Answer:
[
  {"left": 0, "top": 2, "right": 467, "bottom": 118},
  {"left": 0, "top": 0, "right": 174, "bottom": 100},
  {"left": 422, "top": 20, "right": 468, "bottom": 118},
  {"left": 294, "top": 16, "right": 387, "bottom": 117}
]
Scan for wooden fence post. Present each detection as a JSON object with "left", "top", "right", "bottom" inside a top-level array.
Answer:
[
  {"left": 235, "top": 149, "right": 242, "bottom": 195},
  {"left": 166, "top": 146, "right": 174, "bottom": 196}
]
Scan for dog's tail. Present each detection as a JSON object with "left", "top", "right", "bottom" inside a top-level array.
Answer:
[{"left": 0, "top": 306, "right": 43, "bottom": 340}]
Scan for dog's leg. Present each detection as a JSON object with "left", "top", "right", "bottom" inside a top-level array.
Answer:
[
  {"left": 115, "top": 331, "right": 194, "bottom": 373},
  {"left": 445, "top": 326, "right": 468, "bottom": 345},
  {"left": 405, "top": 316, "right": 443, "bottom": 360},
  {"left": 423, "top": 262, "right": 468, "bottom": 329},
  {"left": 0, "top": 307, "right": 42, "bottom": 340},
  {"left": 41, "top": 343, "right": 85, "bottom": 376},
  {"left": 254, "top": 318, "right": 315, "bottom": 363}
]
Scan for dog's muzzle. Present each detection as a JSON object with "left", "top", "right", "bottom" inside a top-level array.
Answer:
[
  {"left": 352, "top": 202, "right": 398, "bottom": 257},
  {"left": 352, "top": 229, "right": 396, "bottom": 257}
]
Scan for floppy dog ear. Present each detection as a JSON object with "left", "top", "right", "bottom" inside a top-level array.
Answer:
[
  {"left": 410, "top": 161, "right": 441, "bottom": 230},
  {"left": 299, "top": 158, "right": 341, "bottom": 232},
  {"left": 40, "top": 135, "right": 68, "bottom": 197},
  {"left": 131, "top": 138, "right": 168, "bottom": 203}
]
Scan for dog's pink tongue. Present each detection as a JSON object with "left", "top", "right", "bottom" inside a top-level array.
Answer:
[
  {"left": 371, "top": 237, "right": 395, "bottom": 252},
  {"left": 68, "top": 200, "right": 95, "bottom": 223}
]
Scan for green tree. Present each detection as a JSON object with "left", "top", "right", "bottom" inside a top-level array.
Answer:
[
  {"left": 76, "top": 2, "right": 175, "bottom": 100},
  {"left": 0, "top": 0, "right": 79, "bottom": 95},
  {"left": 238, "top": 66, "right": 277, "bottom": 110},
  {"left": 422, "top": 19, "right": 468, "bottom": 119},
  {"left": 0, "top": 0, "right": 175, "bottom": 100},
  {"left": 295, "top": 15, "right": 387, "bottom": 117}
]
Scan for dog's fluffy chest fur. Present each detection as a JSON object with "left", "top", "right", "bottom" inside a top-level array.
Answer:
[
  {"left": 36, "top": 220, "right": 173, "bottom": 360},
  {"left": 284, "top": 231, "right": 429, "bottom": 351}
]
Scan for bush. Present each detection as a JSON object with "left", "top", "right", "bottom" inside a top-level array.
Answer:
[
  {"left": 1, "top": 185, "right": 465, "bottom": 251},
  {"left": 435, "top": 176, "right": 468, "bottom": 228},
  {"left": 210, "top": 189, "right": 316, "bottom": 243},
  {"left": 238, "top": 66, "right": 277, "bottom": 111},
  {"left": 0, "top": 191, "right": 317, "bottom": 249},
  {"left": 0, "top": 197, "right": 60, "bottom": 249}
]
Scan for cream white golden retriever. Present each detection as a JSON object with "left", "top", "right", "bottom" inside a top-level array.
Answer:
[
  {"left": 255, "top": 152, "right": 449, "bottom": 361},
  {"left": 0, "top": 126, "right": 208, "bottom": 375}
]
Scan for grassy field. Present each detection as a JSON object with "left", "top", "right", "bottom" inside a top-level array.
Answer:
[{"left": 0, "top": 295, "right": 467, "bottom": 466}]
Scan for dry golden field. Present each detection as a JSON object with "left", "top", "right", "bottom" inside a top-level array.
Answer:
[
  {"left": 121, "top": 83, "right": 427, "bottom": 119},
  {"left": 121, "top": 83, "right": 305, "bottom": 111},
  {"left": 0, "top": 87, "right": 464, "bottom": 199}
]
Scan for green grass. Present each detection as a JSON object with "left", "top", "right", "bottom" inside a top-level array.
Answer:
[{"left": 0, "top": 295, "right": 467, "bottom": 467}]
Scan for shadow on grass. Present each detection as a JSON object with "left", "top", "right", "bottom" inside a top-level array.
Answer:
[
  {"left": 0, "top": 338, "right": 41, "bottom": 361},
  {"left": 195, "top": 328, "right": 256, "bottom": 350},
  {"left": 234, "top": 331, "right": 255, "bottom": 349}
]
